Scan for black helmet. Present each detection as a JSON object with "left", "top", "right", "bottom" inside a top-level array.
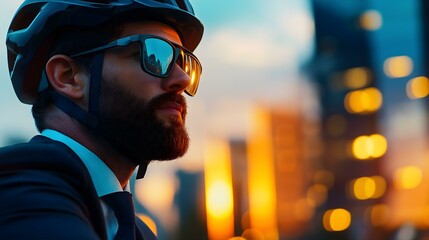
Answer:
[{"left": 6, "top": 0, "right": 204, "bottom": 104}]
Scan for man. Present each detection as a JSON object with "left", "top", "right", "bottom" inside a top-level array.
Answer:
[{"left": 0, "top": 0, "right": 204, "bottom": 239}]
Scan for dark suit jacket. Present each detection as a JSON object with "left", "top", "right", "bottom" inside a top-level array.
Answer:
[{"left": 0, "top": 135, "right": 157, "bottom": 240}]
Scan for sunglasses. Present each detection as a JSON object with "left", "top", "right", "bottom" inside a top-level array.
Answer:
[{"left": 70, "top": 34, "right": 202, "bottom": 96}]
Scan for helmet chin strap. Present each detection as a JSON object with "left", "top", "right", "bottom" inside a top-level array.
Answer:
[
  {"left": 50, "top": 53, "right": 148, "bottom": 178},
  {"left": 50, "top": 54, "right": 103, "bottom": 128}
]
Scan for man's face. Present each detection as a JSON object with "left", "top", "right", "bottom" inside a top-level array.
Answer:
[{"left": 95, "top": 22, "right": 192, "bottom": 164}]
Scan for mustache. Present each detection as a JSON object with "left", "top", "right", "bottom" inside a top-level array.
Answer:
[{"left": 146, "top": 92, "right": 188, "bottom": 116}]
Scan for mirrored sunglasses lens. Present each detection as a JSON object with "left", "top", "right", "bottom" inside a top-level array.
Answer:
[
  {"left": 143, "top": 38, "right": 174, "bottom": 75},
  {"left": 184, "top": 55, "right": 202, "bottom": 96}
]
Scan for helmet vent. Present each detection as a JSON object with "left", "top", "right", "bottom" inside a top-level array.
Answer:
[
  {"left": 10, "top": 3, "right": 46, "bottom": 32},
  {"left": 151, "top": 0, "right": 188, "bottom": 11},
  {"left": 175, "top": 0, "right": 188, "bottom": 11},
  {"left": 79, "top": 0, "right": 111, "bottom": 4}
]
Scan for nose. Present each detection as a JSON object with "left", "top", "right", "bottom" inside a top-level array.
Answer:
[{"left": 161, "top": 64, "right": 191, "bottom": 94}]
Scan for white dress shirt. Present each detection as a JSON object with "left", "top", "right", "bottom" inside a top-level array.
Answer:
[{"left": 42, "top": 129, "right": 129, "bottom": 240}]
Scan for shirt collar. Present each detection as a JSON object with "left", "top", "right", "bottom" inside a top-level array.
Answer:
[{"left": 41, "top": 129, "right": 130, "bottom": 196}]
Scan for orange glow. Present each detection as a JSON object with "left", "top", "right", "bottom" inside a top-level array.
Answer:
[
  {"left": 323, "top": 208, "right": 352, "bottom": 232},
  {"left": 352, "top": 134, "right": 387, "bottom": 160},
  {"left": 407, "top": 76, "right": 429, "bottom": 99},
  {"left": 242, "top": 228, "right": 265, "bottom": 240},
  {"left": 137, "top": 214, "right": 158, "bottom": 236},
  {"left": 344, "top": 87, "right": 383, "bottom": 114},
  {"left": 134, "top": 174, "right": 176, "bottom": 216},
  {"left": 204, "top": 139, "right": 234, "bottom": 240},
  {"left": 360, "top": 10, "right": 382, "bottom": 30},
  {"left": 351, "top": 176, "right": 386, "bottom": 200},
  {"left": 384, "top": 56, "right": 413, "bottom": 78},
  {"left": 393, "top": 166, "right": 422, "bottom": 190},
  {"left": 352, "top": 135, "right": 372, "bottom": 160},
  {"left": 206, "top": 180, "right": 234, "bottom": 219},
  {"left": 313, "top": 170, "right": 335, "bottom": 188},
  {"left": 307, "top": 184, "right": 328, "bottom": 206},
  {"left": 370, "top": 134, "right": 388, "bottom": 158},
  {"left": 353, "top": 177, "right": 376, "bottom": 200},
  {"left": 247, "top": 108, "right": 279, "bottom": 239},
  {"left": 371, "top": 176, "right": 386, "bottom": 198},
  {"left": 190, "top": 70, "right": 197, "bottom": 85},
  {"left": 420, "top": 206, "right": 429, "bottom": 226},
  {"left": 294, "top": 198, "right": 315, "bottom": 221},
  {"left": 344, "top": 67, "right": 372, "bottom": 89},
  {"left": 366, "top": 204, "right": 390, "bottom": 226}
]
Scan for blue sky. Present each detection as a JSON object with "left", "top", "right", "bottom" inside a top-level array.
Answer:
[{"left": 0, "top": 1, "right": 315, "bottom": 167}]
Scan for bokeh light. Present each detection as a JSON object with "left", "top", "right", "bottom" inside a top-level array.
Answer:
[
  {"left": 365, "top": 204, "right": 390, "bottom": 226},
  {"left": 384, "top": 56, "right": 413, "bottom": 78},
  {"left": 360, "top": 10, "right": 383, "bottom": 31},
  {"left": 344, "top": 87, "right": 383, "bottom": 114},
  {"left": 393, "top": 166, "right": 423, "bottom": 190},
  {"left": 343, "top": 67, "right": 372, "bottom": 89},
  {"left": 406, "top": 76, "right": 429, "bottom": 99},
  {"left": 204, "top": 139, "right": 234, "bottom": 240},
  {"left": 351, "top": 176, "right": 386, "bottom": 200},
  {"left": 352, "top": 134, "right": 388, "bottom": 160},
  {"left": 323, "top": 208, "right": 352, "bottom": 232}
]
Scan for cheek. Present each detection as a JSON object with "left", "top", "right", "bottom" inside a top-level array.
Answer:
[{"left": 102, "top": 56, "right": 161, "bottom": 100}]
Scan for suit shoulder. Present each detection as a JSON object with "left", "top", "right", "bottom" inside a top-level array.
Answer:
[{"left": 0, "top": 135, "right": 85, "bottom": 174}]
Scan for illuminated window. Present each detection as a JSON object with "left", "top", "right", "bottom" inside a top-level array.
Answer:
[{"left": 384, "top": 56, "right": 413, "bottom": 78}]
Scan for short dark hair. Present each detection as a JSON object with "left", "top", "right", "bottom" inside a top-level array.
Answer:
[{"left": 31, "top": 22, "right": 121, "bottom": 132}]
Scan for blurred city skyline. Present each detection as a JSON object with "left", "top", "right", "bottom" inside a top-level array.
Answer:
[{"left": 4, "top": 0, "right": 429, "bottom": 240}]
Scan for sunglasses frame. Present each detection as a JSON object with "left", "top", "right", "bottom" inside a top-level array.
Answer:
[{"left": 70, "top": 34, "right": 202, "bottom": 96}]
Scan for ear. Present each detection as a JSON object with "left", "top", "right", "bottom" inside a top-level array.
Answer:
[{"left": 45, "top": 55, "right": 88, "bottom": 100}]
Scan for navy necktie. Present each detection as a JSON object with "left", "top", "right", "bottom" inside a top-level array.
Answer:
[{"left": 102, "top": 192, "right": 136, "bottom": 240}]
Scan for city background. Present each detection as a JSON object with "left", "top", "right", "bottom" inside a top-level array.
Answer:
[{"left": 1, "top": 0, "right": 428, "bottom": 239}]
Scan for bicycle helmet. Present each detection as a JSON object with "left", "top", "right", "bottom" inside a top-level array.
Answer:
[{"left": 7, "top": 0, "right": 204, "bottom": 104}]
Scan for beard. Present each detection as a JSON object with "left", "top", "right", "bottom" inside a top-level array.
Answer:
[{"left": 94, "top": 79, "right": 189, "bottom": 165}]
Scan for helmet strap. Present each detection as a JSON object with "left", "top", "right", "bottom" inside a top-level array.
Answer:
[
  {"left": 50, "top": 53, "right": 104, "bottom": 128},
  {"left": 136, "top": 163, "right": 148, "bottom": 179},
  {"left": 88, "top": 53, "right": 103, "bottom": 119},
  {"left": 49, "top": 53, "right": 149, "bottom": 178}
]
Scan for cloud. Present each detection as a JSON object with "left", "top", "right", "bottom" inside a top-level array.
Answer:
[
  {"left": 277, "top": 10, "right": 315, "bottom": 62},
  {"left": 198, "top": 4, "right": 314, "bottom": 71},
  {"left": 203, "top": 26, "right": 298, "bottom": 70}
]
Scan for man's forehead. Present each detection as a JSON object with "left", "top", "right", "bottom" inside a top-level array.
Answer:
[{"left": 118, "top": 21, "right": 183, "bottom": 46}]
